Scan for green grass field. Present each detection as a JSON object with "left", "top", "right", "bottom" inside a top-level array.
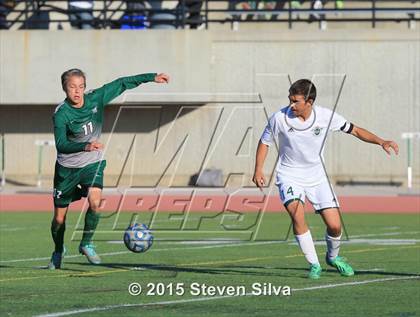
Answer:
[{"left": 1, "top": 211, "right": 419, "bottom": 317}]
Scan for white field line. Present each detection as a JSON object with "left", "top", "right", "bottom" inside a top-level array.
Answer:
[
  {"left": 308, "top": 238, "right": 420, "bottom": 246},
  {"left": 107, "top": 240, "right": 242, "bottom": 245},
  {"left": 2, "top": 231, "right": 420, "bottom": 264},
  {"left": 354, "top": 268, "right": 384, "bottom": 273},
  {"left": 349, "top": 231, "right": 420, "bottom": 238},
  {"left": 0, "top": 227, "right": 27, "bottom": 232},
  {"left": 0, "top": 241, "right": 282, "bottom": 264},
  {"left": 34, "top": 276, "right": 420, "bottom": 317}
]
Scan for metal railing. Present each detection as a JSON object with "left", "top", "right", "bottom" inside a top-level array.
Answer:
[{"left": 0, "top": 0, "right": 418, "bottom": 30}]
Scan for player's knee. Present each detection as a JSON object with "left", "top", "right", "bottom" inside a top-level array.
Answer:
[
  {"left": 327, "top": 225, "right": 341, "bottom": 237},
  {"left": 89, "top": 200, "right": 101, "bottom": 212},
  {"left": 54, "top": 215, "right": 66, "bottom": 225}
]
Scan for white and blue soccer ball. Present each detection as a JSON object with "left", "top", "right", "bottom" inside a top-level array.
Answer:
[{"left": 123, "top": 223, "right": 153, "bottom": 253}]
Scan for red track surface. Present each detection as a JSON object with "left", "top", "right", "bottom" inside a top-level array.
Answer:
[{"left": 0, "top": 194, "right": 419, "bottom": 213}]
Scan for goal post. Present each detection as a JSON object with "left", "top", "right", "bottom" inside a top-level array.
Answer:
[
  {"left": 401, "top": 132, "right": 420, "bottom": 189},
  {"left": 35, "top": 140, "right": 55, "bottom": 188},
  {"left": 0, "top": 133, "right": 5, "bottom": 187}
]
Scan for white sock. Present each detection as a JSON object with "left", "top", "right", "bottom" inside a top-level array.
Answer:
[
  {"left": 295, "top": 230, "right": 319, "bottom": 265},
  {"left": 326, "top": 232, "right": 341, "bottom": 261}
]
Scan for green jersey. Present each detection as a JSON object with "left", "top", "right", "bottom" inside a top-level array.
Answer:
[{"left": 53, "top": 73, "right": 156, "bottom": 168}]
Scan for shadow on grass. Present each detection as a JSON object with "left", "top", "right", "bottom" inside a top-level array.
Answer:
[
  {"left": 8, "top": 260, "right": 420, "bottom": 279},
  {"left": 3, "top": 264, "right": 90, "bottom": 273},
  {"left": 228, "top": 265, "right": 420, "bottom": 277},
  {"left": 66, "top": 262, "right": 312, "bottom": 279}
]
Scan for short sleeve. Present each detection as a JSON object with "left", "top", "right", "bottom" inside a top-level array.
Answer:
[
  {"left": 330, "top": 111, "right": 353, "bottom": 133},
  {"left": 260, "top": 114, "right": 279, "bottom": 146}
]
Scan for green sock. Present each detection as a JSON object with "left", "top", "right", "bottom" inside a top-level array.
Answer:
[
  {"left": 51, "top": 220, "right": 65, "bottom": 253},
  {"left": 80, "top": 209, "right": 100, "bottom": 246}
]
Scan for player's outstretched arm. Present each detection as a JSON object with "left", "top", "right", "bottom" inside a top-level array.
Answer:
[
  {"left": 97, "top": 72, "right": 170, "bottom": 106},
  {"left": 350, "top": 125, "right": 399, "bottom": 155},
  {"left": 252, "top": 141, "right": 269, "bottom": 188}
]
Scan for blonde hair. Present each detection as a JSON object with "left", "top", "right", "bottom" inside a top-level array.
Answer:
[{"left": 61, "top": 68, "right": 86, "bottom": 91}]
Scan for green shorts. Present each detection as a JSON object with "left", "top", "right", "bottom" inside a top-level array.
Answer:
[{"left": 53, "top": 160, "right": 106, "bottom": 208}]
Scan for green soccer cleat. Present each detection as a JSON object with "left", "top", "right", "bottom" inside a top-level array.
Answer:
[
  {"left": 47, "top": 246, "right": 66, "bottom": 270},
  {"left": 308, "top": 263, "right": 322, "bottom": 279},
  {"left": 326, "top": 255, "right": 354, "bottom": 277},
  {"left": 79, "top": 244, "right": 101, "bottom": 265}
]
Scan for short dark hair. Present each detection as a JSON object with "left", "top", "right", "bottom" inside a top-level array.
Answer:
[
  {"left": 61, "top": 68, "right": 86, "bottom": 91},
  {"left": 289, "top": 79, "right": 316, "bottom": 103}
]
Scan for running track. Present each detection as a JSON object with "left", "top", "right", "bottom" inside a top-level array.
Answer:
[{"left": 0, "top": 193, "right": 418, "bottom": 213}]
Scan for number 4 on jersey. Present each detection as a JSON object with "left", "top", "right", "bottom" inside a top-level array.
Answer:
[{"left": 287, "top": 186, "right": 294, "bottom": 196}]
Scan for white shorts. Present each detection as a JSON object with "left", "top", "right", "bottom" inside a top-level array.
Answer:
[{"left": 278, "top": 179, "right": 339, "bottom": 212}]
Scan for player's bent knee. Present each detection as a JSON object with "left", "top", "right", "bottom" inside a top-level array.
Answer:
[
  {"left": 89, "top": 200, "right": 101, "bottom": 212},
  {"left": 327, "top": 225, "right": 342, "bottom": 237}
]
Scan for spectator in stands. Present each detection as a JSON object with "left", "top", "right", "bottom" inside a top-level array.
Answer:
[
  {"left": 310, "top": 0, "right": 344, "bottom": 21},
  {"left": 309, "top": 0, "right": 323, "bottom": 20},
  {"left": 123, "top": 0, "right": 175, "bottom": 30},
  {"left": 228, "top": 0, "right": 301, "bottom": 21},
  {"left": 228, "top": 0, "right": 262, "bottom": 21},
  {"left": 147, "top": 0, "right": 177, "bottom": 29},
  {"left": 68, "top": 1, "right": 94, "bottom": 29},
  {"left": 178, "top": 0, "right": 203, "bottom": 29},
  {"left": 336, "top": 0, "right": 344, "bottom": 9},
  {"left": 228, "top": 0, "right": 242, "bottom": 21},
  {"left": 122, "top": 0, "right": 149, "bottom": 29},
  {"left": 270, "top": 0, "right": 302, "bottom": 21},
  {"left": 126, "top": 0, "right": 149, "bottom": 15}
]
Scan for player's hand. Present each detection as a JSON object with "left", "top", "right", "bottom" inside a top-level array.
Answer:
[
  {"left": 154, "top": 73, "right": 169, "bottom": 84},
  {"left": 381, "top": 140, "right": 399, "bottom": 155},
  {"left": 85, "top": 141, "right": 103, "bottom": 152},
  {"left": 252, "top": 170, "right": 266, "bottom": 189}
]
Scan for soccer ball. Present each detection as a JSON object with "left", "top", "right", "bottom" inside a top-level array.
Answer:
[{"left": 123, "top": 223, "right": 153, "bottom": 253}]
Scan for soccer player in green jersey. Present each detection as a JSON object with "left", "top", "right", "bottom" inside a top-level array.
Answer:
[{"left": 48, "top": 69, "right": 169, "bottom": 269}]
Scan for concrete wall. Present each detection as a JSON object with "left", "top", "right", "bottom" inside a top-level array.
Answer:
[{"left": 0, "top": 29, "right": 419, "bottom": 187}]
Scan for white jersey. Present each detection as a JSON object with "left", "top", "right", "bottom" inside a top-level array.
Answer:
[{"left": 261, "top": 105, "right": 353, "bottom": 186}]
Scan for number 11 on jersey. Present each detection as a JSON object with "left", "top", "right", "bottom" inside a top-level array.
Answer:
[{"left": 82, "top": 122, "right": 93, "bottom": 135}]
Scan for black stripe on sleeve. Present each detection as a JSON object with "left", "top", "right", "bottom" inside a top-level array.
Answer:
[{"left": 340, "top": 122, "right": 354, "bottom": 134}]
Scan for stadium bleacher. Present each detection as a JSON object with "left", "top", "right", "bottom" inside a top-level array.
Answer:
[{"left": 1, "top": 0, "right": 418, "bottom": 30}]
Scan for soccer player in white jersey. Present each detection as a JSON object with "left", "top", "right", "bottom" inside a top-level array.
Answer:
[{"left": 252, "top": 79, "right": 399, "bottom": 279}]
